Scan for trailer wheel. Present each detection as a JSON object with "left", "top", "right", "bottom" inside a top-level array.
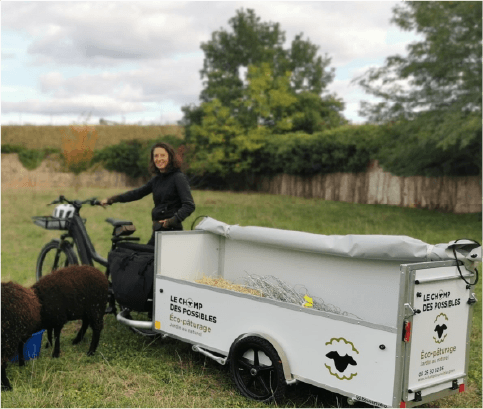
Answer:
[{"left": 229, "top": 336, "right": 286, "bottom": 402}]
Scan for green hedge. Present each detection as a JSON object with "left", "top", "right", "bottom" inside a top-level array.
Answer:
[
  {"left": 4, "top": 123, "right": 479, "bottom": 185},
  {"left": 1, "top": 144, "right": 60, "bottom": 170},
  {"left": 91, "top": 134, "right": 184, "bottom": 180},
  {"left": 376, "top": 119, "right": 481, "bottom": 177},
  {"left": 252, "top": 125, "right": 383, "bottom": 176}
]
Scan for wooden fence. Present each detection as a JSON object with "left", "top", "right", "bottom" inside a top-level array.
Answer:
[
  {"left": 2, "top": 154, "right": 481, "bottom": 213},
  {"left": 256, "top": 161, "right": 481, "bottom": 214}
]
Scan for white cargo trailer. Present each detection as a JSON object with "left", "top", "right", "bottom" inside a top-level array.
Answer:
[{"left": 117, "top": 217, "right": 480, "bottom": 407}]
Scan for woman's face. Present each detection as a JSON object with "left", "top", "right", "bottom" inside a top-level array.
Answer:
[{"left": 153, "top": 147, "right": 170, "bottom": 172}]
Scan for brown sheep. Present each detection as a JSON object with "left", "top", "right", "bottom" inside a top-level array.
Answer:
[
  {"left": 1, "top": 281, "right": 42, "bottom": 391},
  {"left": 31, "top": 265, "right": 109, "bottom": 358}
]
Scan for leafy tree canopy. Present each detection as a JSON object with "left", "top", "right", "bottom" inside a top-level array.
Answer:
[
  {"left": 181, "top": 8, "right": 350, "bottom": 182},
  {"left": 187, "top": 63, "right": 297, "bottom": 177},
  {"left": 181, "top": 8, "right": 346, "bottom": 138},
  {"left": 355, "top": 1, "right": 481, "bottom": 176},
  {"left": 356, "top": 1, "right": 482, "bottom": 121},
  {"left": 199, "top": 8, "right": 335, "bottom": 104}
]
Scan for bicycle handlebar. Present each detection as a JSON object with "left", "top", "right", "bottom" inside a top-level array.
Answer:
[{"left": 48, "top": 196, "right": 102, "bottom": 207}]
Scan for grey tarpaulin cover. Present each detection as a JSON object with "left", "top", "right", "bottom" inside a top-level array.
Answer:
[{"left": 195, "top": 217, "right": 480, "bottom": 263}]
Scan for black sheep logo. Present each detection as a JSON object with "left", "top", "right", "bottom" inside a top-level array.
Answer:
[
  {"left": 434, "top": 324, "right": 447, "bottom": 339},
  {"left": 326, "top": 351, "right": 358, "bottom": 372},
  {"left": 325, "top": 337, "right": 359, "bottom": 380},
  {"left": 433, "top": 313, "right": 449, "bottom": 344}
]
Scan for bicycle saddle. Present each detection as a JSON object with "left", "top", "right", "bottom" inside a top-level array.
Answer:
[{"left": 106, "top": 218, "right": 133, "bottom": 227}]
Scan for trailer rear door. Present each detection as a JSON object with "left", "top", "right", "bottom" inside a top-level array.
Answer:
[{"left": 401, "top": 261, "right": 476, "bottom": 407}]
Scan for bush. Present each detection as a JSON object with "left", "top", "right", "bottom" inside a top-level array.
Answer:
[
  {"left": 92, "top": 140, "right": 147, "bottom": 179},
  {"left": 252, "top": 124, "right": 384, "bottom": 176},
  {"left": 184, "top": 125, "right": 384, "bottom": 190},
  {"left": 1, "top": 144, "right": 60, "bottom": 170},
  {"left": 377, "top": 118, "right": 481, "bottom": 177},
  {"left": 92, "top": 135, "right": 185, "bottom": 180}
]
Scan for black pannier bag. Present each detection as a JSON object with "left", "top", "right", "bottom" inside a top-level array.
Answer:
[{"left": 108, "top": 242, "right": 155, "bottom": 312}]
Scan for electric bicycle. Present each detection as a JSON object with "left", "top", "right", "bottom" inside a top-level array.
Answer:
[{"left": 32, "top": 195, "right": 155, "bottom": 336}]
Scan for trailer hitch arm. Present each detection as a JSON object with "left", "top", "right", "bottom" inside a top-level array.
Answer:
[
  {"left": 192, "top": 345, "right": 227, "bottom": 365},
  {"left": 116, "top": 309, "right": 153, "bottom": 330}
]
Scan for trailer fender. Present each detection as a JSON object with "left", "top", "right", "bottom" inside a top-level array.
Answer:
[{"left": 230, "top": 332, "right": 295, "bottom": 384}]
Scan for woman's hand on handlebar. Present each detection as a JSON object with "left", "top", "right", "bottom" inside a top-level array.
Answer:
[{"left": 99, "top": 198, "right": 110, "bottom": 207}]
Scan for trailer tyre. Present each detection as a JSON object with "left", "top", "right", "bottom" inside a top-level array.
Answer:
[{"left": 229, "top": 336, "right": 286, "bottom": 403}]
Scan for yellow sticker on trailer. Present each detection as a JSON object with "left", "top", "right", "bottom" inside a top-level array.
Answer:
[{"left": 303, "top": 295, "right": 313, "bottom": 308}]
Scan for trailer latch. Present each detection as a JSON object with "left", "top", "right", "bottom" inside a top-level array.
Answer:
[
  {"left": 450, "top": 380, "right": 459, "bottom": 390},
  {"left": 413, "top": 391, "right": 422, "bottom": 402},
  {"left": 467, "top": 293, "right": 478, "bottom": 305},
  {"left": 404, "top": 303, "right": 421, "bottom": 318}
]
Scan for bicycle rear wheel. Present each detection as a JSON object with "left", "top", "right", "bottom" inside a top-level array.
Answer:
[{"left": 36, "top": 240, "right": 78, "bottom": 281}]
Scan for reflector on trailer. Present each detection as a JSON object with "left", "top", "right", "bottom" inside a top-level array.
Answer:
[{"left": 403, "top": 321, "right": 412, "bottom": 342}]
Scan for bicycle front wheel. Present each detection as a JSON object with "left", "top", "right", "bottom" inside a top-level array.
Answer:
[{"left": 36, "top": 240, "right": 79, "bottom": 281}]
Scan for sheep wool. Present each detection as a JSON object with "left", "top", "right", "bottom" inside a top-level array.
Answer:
[
  {"left": 1, "top": 281, "right": 42, "bottom": 391},
  {"left": 32, "top": 265, "right": 109, "bottom": 359}
]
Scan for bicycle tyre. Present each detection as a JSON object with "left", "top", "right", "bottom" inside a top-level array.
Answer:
[
  {"left": 229, "top": 336, "right": 286, "bottom": 403},
  {"left": 36, "top": 240, "right": 79, "bottom": 281}
]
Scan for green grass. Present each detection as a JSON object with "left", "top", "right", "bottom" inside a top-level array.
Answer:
[{"left": 1, "top": 187, "right": 481, "bottom": 407}]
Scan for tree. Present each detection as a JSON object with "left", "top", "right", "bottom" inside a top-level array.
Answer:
[
  {"left": 357, "top": 1, "right": 481, "bottom": 121},
  {"left": 199, "top": 9, "right": 334, "bottom": 104},
  {"left": 182, "top": 8, "right": 344, "bottom": 136},
  {"left": 188, "top": 98, "right": 247, "bottom": 177},
  {"left": 290, "top": 91, "right": 347, "bottom": 133},
  {"left": 240, "top": 63, "right": 298, "bottom": 132},
  {"left": 199, "top": 8, "right": 286, "bottom": 106},
  {"left": 355, "top": 1, "right": 481, "bottom": 176},
  {"left": 187, "top": 63, "right": 299, "bottom": 178}
]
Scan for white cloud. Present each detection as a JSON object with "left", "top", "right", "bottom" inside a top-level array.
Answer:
[
  {"left": 2, "top": 96, "right": 146, "bottom": 117},
  {"left": 40, "top": 72, "right": 65, "bottom": 93},
  {"left": 3, "top": 1, "right": 208, "bottom": 67},
  {"left": 33, "top": 52, "right": 203, "bottom": 107}
]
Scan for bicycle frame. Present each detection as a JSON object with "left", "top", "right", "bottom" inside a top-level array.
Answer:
[
  {"left": 39, "top": 197, "right": 139, "bottom": 270},
  {"left": 39, "top": 198, "right": 110, "bottom": 268},
  {"left": 68, "top": 211, "right": 108, "bottom": 267}
]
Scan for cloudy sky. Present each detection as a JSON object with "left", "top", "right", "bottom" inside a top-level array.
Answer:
[{"left": 1, "top": 1, "right": 420, "bottom": 126}]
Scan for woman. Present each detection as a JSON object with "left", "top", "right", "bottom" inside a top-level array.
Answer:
[{"left": 100, "top": 142, "right": 195, "bottom": 246}]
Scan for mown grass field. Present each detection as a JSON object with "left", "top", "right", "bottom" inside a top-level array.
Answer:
[{"left": 1, "top": 187, "right": 481, "bottom": 408}]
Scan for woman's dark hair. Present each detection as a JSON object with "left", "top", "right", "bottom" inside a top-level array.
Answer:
[{"left": 149, "top": 142, "right": 181, "bottom": 174}]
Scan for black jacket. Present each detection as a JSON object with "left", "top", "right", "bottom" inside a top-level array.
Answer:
[{"left": 110, "top": 170, "right": 195, "bottom": 224}]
